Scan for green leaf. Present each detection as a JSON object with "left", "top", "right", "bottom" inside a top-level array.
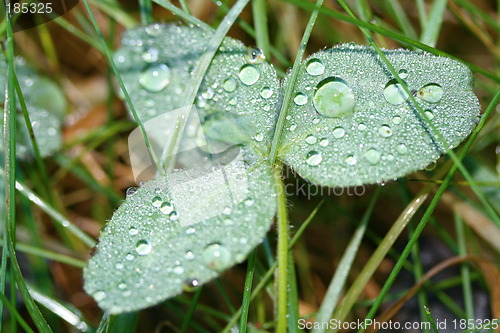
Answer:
[
  {"left": 115, "top": 24, "right": 279, "bottom": 152},
  {"left": 0, "top": 56, "right": 66, "bottom": 159},
  {"left": 279, "top": 44, "right": 480, "bottom": 186},
  {"left": 83, "top": 148, "right": 276, "bottom": 313}
]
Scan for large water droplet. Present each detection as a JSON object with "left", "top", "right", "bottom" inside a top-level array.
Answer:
[
  {"left": 223, "top": 78, "right": 237, "bottom": 92},
  {"left": 424, "top": 110, "right": 434, "bottom": 120},
  {"left": 203, "top": 243, "right": 231, "bottom": 271},
  {"left": 319, "top": 138, "right": 329, "bottom": 147},
  {"left": 294, "top": 92, "right": 308, "bottom": 105},
  {"left": 139, "top": 64, "right": 171, "bottom": 92},
  {"left": 313, "top": 78, "right": 355, "bottom": 118},
  {"left": 160, "top": 202, "right": 173, "bottom": 215},
  {"left": 305, "top": 134, "right": 317, "bottom": 145},
  {"left": 306, "top": 151, "right": 322, "bottom": 166},
  {"left": 383, "top": 80, "right": 409, "bottom": 105},
  {"left": 260, "top": 87, "right": 273, "bottom": 99},
  {"left": 398, "top": 69, "right": 408, "bottom": 79},
  {"left": 152, "top": 196, "right": 162, "bottom": 207},
  {"left": 135, "top": 240, "right": 152, "bottom": 256},
  {"left": 306, "top": 58, "right": 325, "bottom": 76},
  {"left": 332, "top": 127, "right": 346, "bottom": 138},
  {"left": 128, "top": 227, "right": 139, "bottom": 236},
  {"left": 418, "top": 83, "right": 443, "bottom": 103},
  {"left": 396, "top": 143, "right": 408, "bottom": 155},
  {"left": 378, "top": 125, "right": 393, "bottom": 138},
  {"left": 254, "top": 133, "right": 264, "bottom": 142},
  {"left": 238, "top": 65, "right": 260, "bottom": 85},
  {"left": 345, "top": 155, "right": 357, "bottom": 166},
  {"left": 364, "top": 149, "right": 381, "bottom": 165}
]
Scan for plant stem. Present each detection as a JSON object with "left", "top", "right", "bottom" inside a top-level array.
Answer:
[{"left": 240, "top": 249, "right": 257, "bottom": 333}]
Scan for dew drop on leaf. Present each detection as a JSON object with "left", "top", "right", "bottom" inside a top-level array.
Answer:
[
  {"left": 332, "top": 126, "right": 346, "bottom": 138},
  {"left": 223, "top": 78, "right": 237, "bottom": 92},
  {"left": 345, "top": 155, "right": 357, "bottom": 166},
  {"left": 396, "top": 143, "right": 408, "bottom": 155},
  {"left": 313, "top": 78, "right": 355, "bottom": 118},
  {"left": 383, "top": 81, "right": 409, "bottom": 105},
  {"left": 418, "top": 83, "right": 443, "bottom": 103},
  {"left": 159, "top": 202, "right": 173, "bottom": 215},
  {"left": 128, "top": 227, "right": 139, "bottom": 236},
  {"left": 364, "top": 148, "right": 381, "bottom": 165},
  {"left": 398, "top": 69, "right": 408, "bottom": 79},
  {"left": 378, "top": 125, "right": 393, "bottom": 138},
  {"left": 293, "top": 92, "right": 308, "bottom": 105},
  {"left": 238, "top": 64, "right": 260, "bottom": 85},
  {"left": 139, "top": 64, "right": 171, "bottom": 92},
  {"left": 203, "top": 243, "right": 231, "bottom": 271},
  {"left": 141, "top": 47, "right": 159, "bottom": 63},
  {"left": 152, "top": 196, "right": 162, "bottom": 207},
  {"left": 135, "top": 240, "right": 152, "bottom": 256},
  {"left": 424, "top": 110, "right": 434, "bottom": 120},
  {"left": 306, "top": 151, "right": 322, "bottom": 166},
  {"left": 305, "top": 134, "right": 317, "bottom": 145},
  {"left": 260, "top": 86, "right": 273, "bottom": 99},
  {"left": 306, "top": 58, "right": 325, "bottom": 76}
]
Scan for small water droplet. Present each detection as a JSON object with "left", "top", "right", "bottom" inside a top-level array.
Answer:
[
  {"left": 358, "top": 123, "right": 367, "bottom": 131},
  {"left": 125, "top": 253, "right": 134, "bottom": 261},
  {"left": 152, "top": 196, "right": 162, "bottom": 207},
  {"left": 332, "top": 127, "right": 346, "bottom": 138},
  {"left": 246, "top": 48, "right": 265, "bottom": 63},
  {"left": 244, "top": 198, "right": 254, "bottom": 207},
  {"left": 139, "top": 63, "right": 171, "bottom": 92},
  {"left": 135, "top": 240, "right": 152, "bottom": 256},
  {"left": 169, "top": 211, "right": 179, "bottom": 221},
  {"left": 160, "top": 202, "right": 174, "bottom": 215},
  {"left": 294, "top": 92, "right": 308, "bottom": 106},
  {"left": 115, "top": 262, "right": 124, "bottom": 270},
  {"left": 126, "top": 187, "right": 138, "bottom": 197},
  {"left": 396, "top": 143, "right": 408, "bottom": 155},
  {"left": 118, "top": 282, "right": 127, "bottom": 290},
  {"left": 305, "top": 134, "right": 317, "bottom": 145},
  {"left": 228, "top": 97, "right": 237, "bottom": 105},
  {"left": 263, "top": 104, "right": 271, "bottom": 111},
  {"left": 141, "top": 47, "right": 159, "bottom": 63},
  {"left": 238, "top": 65, "right": 260, "bottom": 85},
  {"left": 185, "top": 251, "right": 195, "bottom": 260},
  {"left": 319, "top": 138, "right": 329, "bottom": 147},
  {"left": 128, "top": 227, "right": 139, "bottom": 236},
  {"left": 173, "top": 265, "right": 184, "bottom": 275},
  {"left": 364, "top": 149, "right": 381, "bottom": 165},
  {"left": 425, "top": 161, "right": 437, "bottom": 171},
  {"left": 392, "top": 115, "right": 402, "bottom": 124},
  {"left": 383, "top": 80, "right": 409, "bottom": 105},
  {"left": 418, "top": 83, "right": 443, "bottom": 103},
  {"left": 186, "top": 227, "right": 196, "bottom": 235},
  {"left": 223, "top": 78, "right": 237, "bottom": 92},
  {"left": 254, "top": 133, "right": 264, "bottom": 142},
  {"left": 203, "top": 243, "right": 231, "bottom": 271},
  {"left": 312, "top": 118, "right": 320, "bottom": 125},
  {"left": 398, "top": 69, "right": 408, "bottom": 79},
  {"left": 93, "top": 291, "right": 106, "bottom": 302},
  {"left": 424, "top": 110, "right": 434, "bottom": 120},
  {"left": 345, "top": 155, "right": 357, "bottom": 166},
  {"left": 306, "top": 58, "right": 325, "bottom": 76},
  {"left": 260, "top": 87, "right": 273, "bottom": 99},
  {"left": 378, "top": 125, "right": 393, "bottom": 138},
  {"left": 313, "top": 78, "right": 356, "bottom": 118},
  {"left": 306, "top": 151, "right": 322, "bottom": 166},
  {"left": 289, "top": 124, "right": 297, "bottom": 132}
]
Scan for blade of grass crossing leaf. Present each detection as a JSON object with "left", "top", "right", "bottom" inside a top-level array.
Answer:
[
  {"left": 269, "top": 0, "right": 324, "bottom": 164},
  {"left": 240, "top": 249, "right": 257, "bottom": 333},
  {"left": 81, "top": 0, "right": 162, "bottom": 174},
  {"left": 312, "top": 188, "right": 380, "bottom": 333},
  {"left": 181, "top": 287, "right": 203, "bottom": 332},
  {"left": 358, "top": 88, "right": 500, "bottom": 332},
  {"left": 139, "top": 0, "right": 153, "bottom": 24},
  {"left": 420, "top": 0, "right": 448, "bottom": 47},
  {"left": 222, "top": 200, "right": 324, "bottom": 333},
  {"left": 339, "top": 0, "right": 500, "bottom": 227},
  {"left": 281, "top": 0, "right": 500, "bottom": 82},
  {"left": 454, "top": 212, "right": 475, "bottom": 319},
  {"left": 5, "top": 243, "right": 86, "bottom": 268},
  {"left": 0, "top": 292, "right": 35, "bottom": 333},
  {"left": 252, "top": 0, "right": 271, "bottom": 59}
]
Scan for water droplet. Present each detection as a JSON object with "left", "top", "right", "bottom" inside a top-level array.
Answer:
[
  {"left": 139, "top": 64, "right": 171, "bottom": 92},
  {"left": 332, "top": 127, "right": 346, "bottom": 138},
  {"left": 418, "top": 83, "right": 443, "bottom": 103},
  {"left": 244, "top": 198, "right": 254, "bottom": 207},
  {"left": 425, "top": 161, "right": 437, "bottom": 171},
  {"left": 238, "top": 65, "right": 260, "bottom": 85},
  {"left": 289, "top": 124, "right": 297, "bottom": 132},
  {"left": 358, "top": 123, "right": 367, "bottom": 131},
  {"left": 141, "top": 47, "right": 159, "bottom": 63},
  {"left": 186, "top": 227, "right": 196, "bottom": 235},
  {"left": 203, "top": 243, "right": 231, "bottom": 271},
  {"left": 135, "top": 240, "right": 152, "bottom": 256},
  {"left": 223, "top": 78, "right": 237, "bottom": 92},
  {"left": 398, "top": 69, "right": 408, "bottom": 79},
  {"left": 115, "top": 262, "right": 124, "bottom": 270},
  {"left": 254, "top": 133, "right": 264, "bottom": 142},
  {"left": 229, "top": 97, "right": 237, "bottom": 105},
  {"left": 185, "top": 251, "right": 195, "bottom": 260},
  {"left": 260, "top": 87, "right": 273, "bottom": 99},
  {"left": 378, "top": 125, "right": 393, "bottom": 138},
  {"left": 93, "top": 291, "right": 106, "bottom": 302},
  {"left": 305, "top": 134, "right": 317, "bottom": 145},
  {"left": 319, "top": 138, "right": 329, "bottom": 147},
  {"left": 125, "top": 253, "right": 134, "bottom": 261},
  {"left": 424, "top": 110, "right": 434, "bottom": 120},
  {"left": 128, "top": 227, "right": 139, "bottom": 236},
  {"left": 118, "top": 282, "right": 127, "bottom": 290},
  {"left": 169, "top": 211, "right": 179, "bottom": 221},
  {"left": 173, "top": 265, "right": 184, "bottom": 275},
  {"left": 345, "top": 155, "right": 357, "bottom": 166},
  {"left": 392, "top": 115, "right": 402, "bottom": 124},
  {"left": 263, "top": 104, "right": 271, "bottom": 111},
  {"left": 313, "top": 78, "right": 356, "bottom": 118},
  {"left": 126, "top": 187, "right": 138, "bottom": 197},
  {"left": 294, "top": 92, "right": 308, "bottom": 106},
  {"left": 160, "top": 202, "right": 174, "bottom": 215},
  {"left": 152, "top": 196, "right": 162, "bottom": 207},
  {"left": 246, "top": 48, "right": 265, "bottom": 63},
  {"left": 383, "top": 80, "right": 409, "bottom": 105},
  {"left": 306, "top": 58, "right": 325, "bottom": 76},
  {"left": 364, "top": 149, "right": 381, "bottom": 165},
  {"left": 306, "top": 151, "right": 322, "bottom": 166},
  {"left": 396, "top": 143, "right": 408, "bottom": 155}
]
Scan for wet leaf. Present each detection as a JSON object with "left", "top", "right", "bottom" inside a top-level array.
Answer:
[{"left": 279, "top": 44, "right": 480, "bottom": 186}]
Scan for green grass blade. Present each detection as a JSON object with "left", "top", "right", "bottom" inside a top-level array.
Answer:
[
  {"left": 181, "top": 287, "right": 203, "bottom": 332},
  {"left": 138, "top": 0, "right": 153, "bottom": 24},
  {"left": 0, "top": 292, "right": 35, "bottom": 333},
  {"left": 252, "top": 0, "right": 271, "bottom": 59},
  {"left": 386, "top": 0, "right": 418, "bottom": 40},
  {"left": 420, "top": 0, "right": 448, "bottom": 47},
  {"left": 240, "top": 249, "right": 257, "bottom": 333},
  {"left": 454, "top": 212, "right": 474, "bottom": 319},
  {"left": 312, "top": 188, "right": 380, "bottom": 333}
]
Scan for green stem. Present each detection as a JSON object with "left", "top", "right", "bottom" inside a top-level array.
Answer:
[
  {"left": 138, "top": 0, "right": 153, "bottom": 24},
  {"left": 252, "top": 0, "right": 270, "bottom": 59},
  {"left": 274, "top": 164, "right": 289, "bottom": 333},
  {"left": 240, "top": 249, "right": 257, "bottom": 333}
]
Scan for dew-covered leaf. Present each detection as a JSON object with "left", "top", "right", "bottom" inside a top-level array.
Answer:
[
  {"left": 0, "top": 56, "right": 66, "bottom": 159},
  {"left": 115, "top": 23, "right": 279, "bottom": 152},
  {"left": 279, "top": 44, "right": 481, "bottom": 187},
  {"left": 83, "top": 148, "right": 276, "bottom": 313}
]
